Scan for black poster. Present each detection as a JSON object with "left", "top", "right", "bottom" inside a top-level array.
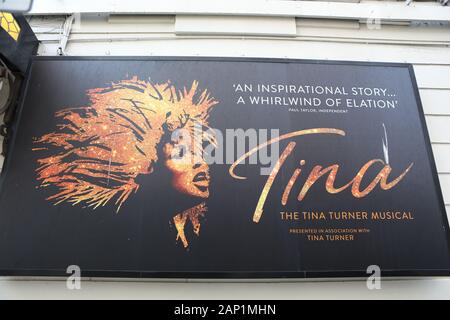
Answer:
[{"left": 0, "top": 57, "right": 448, "bottom": 279}]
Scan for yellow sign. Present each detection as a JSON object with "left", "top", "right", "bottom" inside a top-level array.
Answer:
[{"left": 0, "top": 12, "right": 21, "bottom": 41}]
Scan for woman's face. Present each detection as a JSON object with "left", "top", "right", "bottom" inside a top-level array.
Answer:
[{"left": 163, "top": 135, "right": 210, "bottom": 198}]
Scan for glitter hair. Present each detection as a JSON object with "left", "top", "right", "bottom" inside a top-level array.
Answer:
[{"left": 33, "top": 77, "right": 218, "bottom": 211}]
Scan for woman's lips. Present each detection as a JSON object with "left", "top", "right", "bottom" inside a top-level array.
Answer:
[{"left": 193, "top": 172, "right": 208, "bottom": 183}]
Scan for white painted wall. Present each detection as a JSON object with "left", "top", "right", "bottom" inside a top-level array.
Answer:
[{"left": 1, "top": 0, "right": 450, "bottom": 299}]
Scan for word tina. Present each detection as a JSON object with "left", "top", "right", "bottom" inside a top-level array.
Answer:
[
  {"left": 174, "top": 304, "right": 276, "bottom": 317},
  {"left": 229, "top": 128, "right": 413, "bottom": 223}
]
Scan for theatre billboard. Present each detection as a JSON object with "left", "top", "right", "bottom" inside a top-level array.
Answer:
[{"left": 0, "top": 57, "right": 448, "bottom": 279}]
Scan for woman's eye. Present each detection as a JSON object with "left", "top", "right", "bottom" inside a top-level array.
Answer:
[{"left": 177, "top": 147, "right": 185, "bottom": 158}]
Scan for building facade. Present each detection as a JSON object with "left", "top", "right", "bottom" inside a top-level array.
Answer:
[{"left": 0, "top": 0, "right": 450, "bottom": 299}]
